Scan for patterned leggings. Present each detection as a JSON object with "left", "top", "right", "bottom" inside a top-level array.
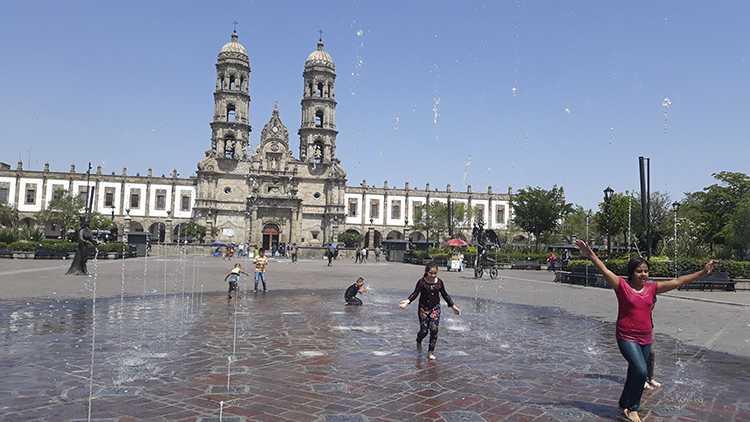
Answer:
[{"left": 417, "top": 304, "right": 441, "bottom": 352}]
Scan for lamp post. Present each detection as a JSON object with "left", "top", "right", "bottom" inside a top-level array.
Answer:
[
  {"left": 672, "top": 201, "right": 680, "bottom": 277},
  {"left": 603, "top": 186, "right": 614, "bottom": 260},
  {"left": 110, "top": 205, "right": 117, "bottom": 242},
  {"left": 368, "top": 217, "right": 374, "bottom": 249},
  {"left": 404, "top": 219, "right": 410, "bottom": 245}
]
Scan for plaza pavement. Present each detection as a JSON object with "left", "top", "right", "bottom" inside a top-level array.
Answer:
[{"left": 0, "top": 254, "right": 748, "bottom": 421}]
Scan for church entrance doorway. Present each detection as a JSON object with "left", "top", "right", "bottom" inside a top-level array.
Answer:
[{"left": 262, "top": 224, "right": 279, "bottom": 252}]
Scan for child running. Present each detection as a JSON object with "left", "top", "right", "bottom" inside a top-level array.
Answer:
[
  {"left": 399, "top": 263, "right": 461, "bottom": 360},
  {"left": 224, "top": 263, "right": 249, "bottom": 299},
  {"left": 252, "top": 248, "right": 269, "bottom": 292}
]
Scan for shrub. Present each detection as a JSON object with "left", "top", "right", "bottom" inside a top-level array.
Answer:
[
  {"left": 9, "top": 241, "right": 37, "bottom": 252},
  {"left": 0, "top": 227, "right": 19, "bottom": 243}
]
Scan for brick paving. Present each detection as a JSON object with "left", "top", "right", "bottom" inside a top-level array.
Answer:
[{"left": 1, "top": 255, "right": 749, "bottom": 421}]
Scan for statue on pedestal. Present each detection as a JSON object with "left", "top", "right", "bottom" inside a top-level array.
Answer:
[{"left": 66, "top": 216, "right": 98, "bottom": 275}]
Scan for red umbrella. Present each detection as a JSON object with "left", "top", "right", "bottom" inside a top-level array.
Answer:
[{"left": 444, "top": 238, "right": 469, "bottom": 246}]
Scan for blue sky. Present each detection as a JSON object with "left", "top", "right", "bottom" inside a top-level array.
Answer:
[{"left": 1, "top": 0, "right": 748, "bottom": 212}]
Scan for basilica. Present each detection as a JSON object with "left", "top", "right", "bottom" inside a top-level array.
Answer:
[{"left": 0, "top": 32, "right": 512, "bottom": 250}]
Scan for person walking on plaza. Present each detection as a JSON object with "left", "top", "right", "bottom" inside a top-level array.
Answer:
[
  {"left": 547, "top": 252, "right": 557, "bottom": 271},
  {"left": 354, "top": 246, "right": 361, "bottom": 263},
  {"left": 399, "top": 263, "right": 461, "bottom": 361},
  {"left": 224, "top": 263, "right": 249, "bottom": 299},
  {"left": 291, "top": 243, "right": 298, "bottom": 263},
  {"left": 252, "top": 248, "right": 269, "bottom": 292},
  {"left": 344, "top": 277, "right": 368, "bottom": 306},
  {"left": 361, "top": 246, "right": 368, "bottom": 264},
  {"left": 326, "top": 244, "right": 335, "bottom": 266},
  {"left": 575, "top": 239, "right": 718, "bottom": 422},
  {"left": 374, "top": 246, "right": 381, "bottom": 262}
]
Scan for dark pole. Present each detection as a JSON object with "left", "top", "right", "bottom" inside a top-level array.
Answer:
[
  {"left": 86, "top": 163, "right": 93, "bottom": 215},
  {"left": 646, "top": 158, "right": 651, "bottom": 260}
]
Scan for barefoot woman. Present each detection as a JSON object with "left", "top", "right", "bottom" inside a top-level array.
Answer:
[
  {"left": 399, "top": 263, "right": 461, "bottom": 360},
  {"left": 575, "top": 239, "right": 718, "bottom": 422}
]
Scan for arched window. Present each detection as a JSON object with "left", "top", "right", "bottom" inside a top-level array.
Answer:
[
  {"left": 240, "top": 77, "right": 244, "bottom": 91},
  {"left": 313, "top": 142, "right": 323, "bottom": 164},
  {"left": 229, "top": 75, "right": 236, "bottom": 90},
  {"left": 317, "top": 82, "right": 324, "bottom": 97},
  {"left": 227, "top": 105, "right": 236, "bottom": 122},
  {"left": 220, "top": 76, "right": 225, "bottom": 90},
  {"left": 224, "top": 137, "right": 236, "bottom": 159},
  {"left": 315, "top": 110, "right": 324, "bottom": 128}
]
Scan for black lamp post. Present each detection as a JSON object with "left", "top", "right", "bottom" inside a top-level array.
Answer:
[
  {"left": 603, "top": 186, "right": 614, "bottom": 260},
  {"left": 404, "top": 219, "right": 409, "bottom": 244}
]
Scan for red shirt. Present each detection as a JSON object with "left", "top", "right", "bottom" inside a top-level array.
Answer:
[{"left": 614, "top": 278, "right": 657, "bottom": 345}]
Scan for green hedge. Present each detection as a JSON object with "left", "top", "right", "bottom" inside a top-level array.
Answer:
[
  {"left": 567, "top": 258, "right": 750, "bottom": 279},
  {"left": 0, "top": 240, "right": 126, "bottom": 253}
]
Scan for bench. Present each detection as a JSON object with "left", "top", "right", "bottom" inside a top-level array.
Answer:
[
  {"left": 0, "top": 248, "right": 13, "bottom": 259},
  {"left": 677, "top": 271, "right": 736, "bottom": 292},
  {"left": 34, "top": 250, "right": 70, "bottom": 259},
  {"left": 511, "top": 260, "right": 541, "bottom": 270},
  {"left": 563, "top": 267, "right": 601, "bottom": 286}
]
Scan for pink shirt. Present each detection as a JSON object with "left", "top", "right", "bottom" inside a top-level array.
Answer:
[{"left": 614, "top": 278, "right": 657, "bottom": 345}]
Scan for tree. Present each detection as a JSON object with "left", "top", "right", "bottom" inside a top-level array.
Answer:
[
  {"left": 0, "top": 202, "right": 18, "bottom": 227},
  {"left": 560, "top": 205, "right": 598, "bottom": 243},
  {"left": 511, "top": 185, "right": 572, "bottom": 252},
  {"left": 412, "top": 200, "right": 448, "bottom": 241},
  {"left": 684, "top": 171, "right": 750, "bottom": 252},
  {"left": 726, "top": 198, "right": 750, "bottom": 259},
  {"left": 446, "top": 201, "right": 478, "bottom": 237},
  {"left": 338, "top": 231, "right": 364, "bottom": 247},
  {"left": 181, "top": 222, "right": 208, "bottom": 242},
  {"left": 34, "top": 188, "right": 86, "bottom": 239}
]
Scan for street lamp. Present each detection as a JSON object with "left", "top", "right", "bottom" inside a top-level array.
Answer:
[
  {"left": 404, "top": 219, "right": 410, "bottom": 244},
  {"left": 672, "top": 201, "right": 680, "bottom": 277},
  {"left": 603, "top": 186, "right": 614, "bottom": 260},
  {"left": 110, "top": 205, "right": 116, "bottom": 221}
]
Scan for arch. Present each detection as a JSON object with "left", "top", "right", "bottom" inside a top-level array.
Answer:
[
  {"left": 224, "top": 137, "right": 236, "bottom": 159},
  {"left": 345, "top": 228, "right": 360, "bottom": 235},
  {"left": 262, "top": 223, "right": 280, "bottom": 251},
  {"left": 317, "top": 82, "right": 323, "bottom": 97},
  {"left": 409, "top": 231, "right": 425, "bottom": 242},
  {"left": 313, "top": 142, "right": 324, "bottom": 164},
  {"left": 19, "top": 217, "right": 35, "bottom": 227},
  {"left": 315, "top": 110, "right": 324, "bottom": 128},
  {"left": 229, "top": 75, "right": 236, "bottom": 90},
  {"left": 148, "top": 222, "right": 166, "bottom": 243},
  {"left": 454, "top": 232, "right": 468, "bottom": 242},
  {"left": 386, "top": 230, "right": 403, "bottom": 240},
  {"left": 227, "top": 104, "right": 236, "bottom": 122},
  {"left": 130, "top": 221, "right": 144, "bottom": 232}
]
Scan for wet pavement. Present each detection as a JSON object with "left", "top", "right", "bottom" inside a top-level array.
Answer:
[{"left": 1, "top": 255, "right": 749, "bottom": 421}]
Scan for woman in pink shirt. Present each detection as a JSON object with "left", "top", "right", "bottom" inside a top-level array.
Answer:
[{"left": 575, "top": 240, "right": 718, "bottom": 422}]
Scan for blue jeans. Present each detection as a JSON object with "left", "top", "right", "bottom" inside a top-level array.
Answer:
[
  {"left": 254, "top": 272, "right": 267, "bottom": 290},
  {"left": 617, "top": 339, "right": 651, "bottom": 411}
]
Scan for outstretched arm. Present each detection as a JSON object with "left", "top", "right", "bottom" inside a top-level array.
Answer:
[
  {"left": 574, "top": 240, "right": 620, "bottom": 290},
  {"left": 657, "top": 260, "right": 720, "bottom": 294}
]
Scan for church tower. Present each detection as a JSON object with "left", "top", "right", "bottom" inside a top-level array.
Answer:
[
  {"left": 195, "top": 31, "right": 253, "bottom": 244},
  {"left": 298, "top": 37, "right": 338, "bottom": 164},
  {"left": 211, "top": 31, "right": 251, "bottom": 159},
  {"left": 293, "top": 37, "right": 347, "bottom": 245}
]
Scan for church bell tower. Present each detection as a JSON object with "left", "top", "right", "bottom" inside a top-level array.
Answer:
[{"left": 298, "top": 37, "right": 338, "bottom": 164}]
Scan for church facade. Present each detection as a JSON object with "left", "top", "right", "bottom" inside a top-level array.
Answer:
[{"left": 0, "top": 32, "right": 512, "bottom": 250}]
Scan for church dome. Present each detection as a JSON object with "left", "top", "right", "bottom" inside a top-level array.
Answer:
[
  {"left": 305, "top": 41, "right": 335, "bottom": 70},
  {"left": 219, "top": 32, "right": 248, "bottom": 59}
]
